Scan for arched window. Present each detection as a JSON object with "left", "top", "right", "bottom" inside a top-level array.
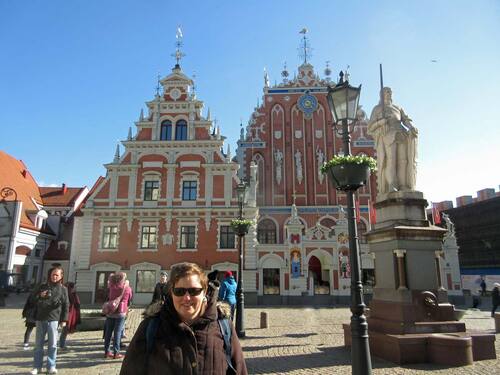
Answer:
[
  {"left": 175, "top": 120, "right": 187, "bottom": 140},
  {"left": 160, "top": 120, "right": 172, "bottom": 140},
  {"left": 257, "top": 219, "right": 276, "bottom": 244}
]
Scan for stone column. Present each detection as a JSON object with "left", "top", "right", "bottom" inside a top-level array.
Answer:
[{"left": 393, "top": 249, "right": 407, "bottom": 290}]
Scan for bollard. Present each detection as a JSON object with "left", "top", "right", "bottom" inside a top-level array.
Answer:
[
  {"left": 260, "top": 311, "right": 268, "bottom": 328},
  {"left": 494, "top": 312, "right": 500, "bottom": 333}
]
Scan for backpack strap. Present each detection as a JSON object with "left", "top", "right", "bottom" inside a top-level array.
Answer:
[
  {"left": 218, "top": 318, "right": 236, "bottom": 374},
  {"left": 144, "top": 315, "right": 161, "bottom": 370}
]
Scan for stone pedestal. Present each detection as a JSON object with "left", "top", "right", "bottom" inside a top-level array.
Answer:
[{"left": 343, "top": 191, "right": 497, "bottom": 365}]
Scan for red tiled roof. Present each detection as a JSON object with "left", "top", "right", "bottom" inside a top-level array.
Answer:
[
  {"left": 0, "top": 150, "right": 42, "bottom": 228},
  {"left": 39, "top": 186, "right": 86, "bottom": 207}
]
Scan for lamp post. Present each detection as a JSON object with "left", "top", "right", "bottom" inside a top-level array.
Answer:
[
  {"left": 235, "top": 180, "right": 248, "bottom": 338},
  {"left": 327, "top": 72, "right": 372, "bottom": 375}
]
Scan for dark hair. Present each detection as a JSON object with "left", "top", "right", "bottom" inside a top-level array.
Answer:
[
  {"left": 166, "top": 262, "right": 208, "bottom": 296},
  {"left": 47, "top": 266, "right": 64, "bottom": 285}
]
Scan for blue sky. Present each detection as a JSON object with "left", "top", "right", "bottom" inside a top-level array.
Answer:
[{"left": 1, "top": 0, "right": 499, "bottom": 205}]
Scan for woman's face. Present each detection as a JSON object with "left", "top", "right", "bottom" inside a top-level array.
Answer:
[
  {"left": 172, "top": 274, "right": 206, "bottom": 324},
  {"left": 50, "top": 269, "right": 63, "bottom": 284}
]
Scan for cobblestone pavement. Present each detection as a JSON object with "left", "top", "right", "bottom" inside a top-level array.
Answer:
[{"left": 1, "top": 293, "right": 499, "bottom": 374}]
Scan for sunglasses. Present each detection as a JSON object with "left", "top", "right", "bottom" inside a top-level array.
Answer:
[{"left": 172, "top": 287, "right": 204, "bottom": 297}]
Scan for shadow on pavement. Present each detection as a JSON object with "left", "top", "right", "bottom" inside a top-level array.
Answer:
[{"left": 246, "top": 346, "right": 352, "bottom": 372}]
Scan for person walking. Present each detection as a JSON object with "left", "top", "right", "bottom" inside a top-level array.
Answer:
[
  {"left": 59, "top": 282, "right": 81, "bottom": 350},
  {"left": 491, "top": 283, "right": 500, "bottom": 317},
  {"left": 218, "top": 270, "right": 237, "bottom": 320},
  {"left": 480, "top": 278, "right": 487, "bottom": 296},
  {"left": 30, "top": 266, "right": 69, "bottom": 375},
  {"left": 21, "top": 292, "right": 37, "bottom": 350},
  {"left": 103, "top": 272, "right": 132, "bottom": 360},
  {"left": 151, "top": 271, "right": 168, "bottom": 303},
  {"left": 120, "top": 262, "right": 247, "bottom": 374}
]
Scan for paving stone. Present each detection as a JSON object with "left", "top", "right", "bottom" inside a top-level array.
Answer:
[{"left": 1, "top": 293, "right": 498, "bottom": 374}]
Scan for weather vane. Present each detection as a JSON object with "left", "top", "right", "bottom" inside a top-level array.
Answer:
[
  {"left": 298, "top": 28, "right": 312, "bottom": 64},
  {"left": 171, "top": 26, "right": 186, "bottom": 67}
]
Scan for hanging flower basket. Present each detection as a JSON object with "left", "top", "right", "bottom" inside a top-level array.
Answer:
[
  {"left": 230, "top": 219, "right": 253, "bottom": 236},
  {"left": 321, "top": 155, "right": 376, "bottom": 192}
]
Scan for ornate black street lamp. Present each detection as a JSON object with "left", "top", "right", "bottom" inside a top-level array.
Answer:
[
  {"left": 327, "top": 72, "right": 372, "bottom": 375},
  {"left": 234, "top": 180, "right": 248, "bottom": 338}
]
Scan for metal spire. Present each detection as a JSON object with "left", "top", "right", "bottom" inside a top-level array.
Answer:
[
  {"left": 155, "top": 73, "right": 161, "bottom": 97},
  {"left": 127, "top": 127, "right": 132, "bottom": 140},
  {"left": 298, "top": 28, "right": 312, "bottom": 64},
  {"left": 114, "top": 143, "right": 120, "bottom": 163},
  {"left": 171, "top": 26, "right": 186, "bottom": 68}
]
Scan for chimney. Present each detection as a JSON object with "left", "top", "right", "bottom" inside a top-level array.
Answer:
[{"left": 62, "top": 183, "right": 67, "bottom": 194}]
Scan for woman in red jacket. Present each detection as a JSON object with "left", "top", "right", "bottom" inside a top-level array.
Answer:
[{"left": 104, "top": 272, "right": 132, "bottom": 359}]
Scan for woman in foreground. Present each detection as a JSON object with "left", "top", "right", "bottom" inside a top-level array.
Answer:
[{"left": 120, "top": 262, "right": 247, "bottom": 374}]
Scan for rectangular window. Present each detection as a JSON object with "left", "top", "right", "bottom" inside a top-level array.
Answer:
[
  {"left": 182, "top": 181, "right": 197, "bottom": 201},
  {"left": 136, "top": 270, "right": 156, "bottom": 293},
  {"left": 219, "top": 225, "right": 235, "bottom": 249},
  {"left": 144, "top": 181, "right": 159, "bottom": 201},
  {"left": 263, "top": 268, "right": 280, "bottom": 295},
  {"left": 102, "top": 225, "right": 118, "bottom": 248},
  {"left": 180, "top": 225, "right": 195, "bottom": 248},
  {"left": 140, "top": 226, "right": 157, "bottom": 249}
]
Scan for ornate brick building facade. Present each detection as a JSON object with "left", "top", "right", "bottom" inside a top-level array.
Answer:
[
  {"left": 236, "top": 56, "right": 377, "bottom": 303},
  {"left": 69, "top": 61, "right": 258, "bottom": 304}
]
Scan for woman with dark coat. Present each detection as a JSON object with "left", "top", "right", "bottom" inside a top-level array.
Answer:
[
  {"left": 59, "top": 282, "right": 81, "bottom": 349},
  {"left": 22, "top": 293, "right": 37, "bottom": 349},
  {"left": 491, "top": 283, "right": 500, "bottom": 317},
  {"left": 120, "top": 262, "right": 247, "bottom": 375}
]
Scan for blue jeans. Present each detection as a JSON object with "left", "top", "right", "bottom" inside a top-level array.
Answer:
[
  {"left": 34, "top": 320, "right": 58, "bottom": 370},
  {"left": 104, "top": 316, "right": 125, "bottom": 354},
  {"left": 59, "top": 326, "right": 69, "bottom": 348}
]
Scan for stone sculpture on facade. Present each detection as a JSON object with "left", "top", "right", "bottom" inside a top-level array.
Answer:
[
  {"left": 368, "top": 87, "right": 418, "bottom": 194},
  {"left": 274, "top": 149, "right": 283, "bottom": 185},
  {"left": 294, "top": 149, "right": 303, "bottom": 184},
  {"left": 316, "top": 146, "right": 325, "bottom": 184}
]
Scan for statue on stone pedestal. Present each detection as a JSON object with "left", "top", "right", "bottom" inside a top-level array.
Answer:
[
  {"left": 368, "top": 87, "right": 418, "bottom": 194},
  {"left": 442, "top": 212, "right": 456, "bottom": 238}
]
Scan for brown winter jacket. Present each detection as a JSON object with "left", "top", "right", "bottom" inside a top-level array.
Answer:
[{"left": 119, "top": 290, "right": 247, "bottom": 375}]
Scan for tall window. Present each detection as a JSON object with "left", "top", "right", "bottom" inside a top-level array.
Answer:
[
  {"left": 220, "top": 225, "right": 235, "bottom": 249},
  {"left": 180, "top": 225, "right": 195, "bottom": 248},
  {"left": 257, "top": 219, "right": 276, "bottom": 244},
  {"left": 140, "top": 226, "right": 157, "bottom": 249},
  {"left": 144, "top": 180, "right": 159, "bottom": 201},
  {"left": 263, "top": 268, "right": 280, "bottom": 295},
  {"left": 182, "top": 181, "right": 197, "bottom": 200},
  {"left": 136, "top": 270, "right": 156, "bottom": 293},
  {"left": 160, "top": 120, "right": 172, "bottom": 140},
  {"left": 175, "top": 120, "right": 187, "bottom": 140},
  {"left": 102, "top": 225, "right": 118, "bottom": 248}
]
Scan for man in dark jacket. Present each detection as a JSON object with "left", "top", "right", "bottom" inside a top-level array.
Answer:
[
  {"left": 151, "top": 271, "right": 168, "bottom": 303},
  {"left": 218, "top": 271, "right": 237, "bottom": 320},
  {"left": 491, "top": 283, "right": 500, "bottom": 317},
  {"left": 30, "top": 266, "right": 69, "bottom": 375}
]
